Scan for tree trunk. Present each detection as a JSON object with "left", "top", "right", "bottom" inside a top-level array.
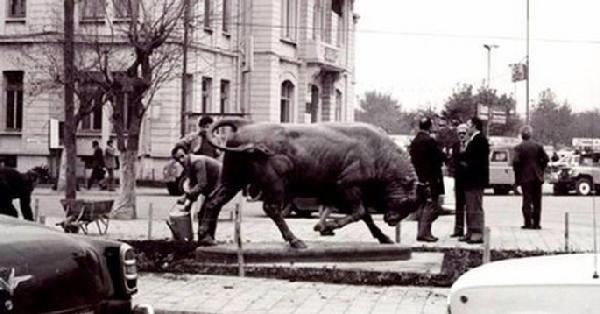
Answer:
[
  {"left": 63, "top": 0, "right": 77, "bottom": 200},
  {"left": 112, "top": 149, "right": 138, "bottom": 219}
]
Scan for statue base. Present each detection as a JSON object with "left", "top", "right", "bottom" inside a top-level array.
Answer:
[{"left": 196, "top": 241, "right": 411, "bottom": 264}]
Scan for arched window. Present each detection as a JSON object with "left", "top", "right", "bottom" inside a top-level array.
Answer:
[{"left": 280, "top": 81, "right": 294, "bottom": 122}]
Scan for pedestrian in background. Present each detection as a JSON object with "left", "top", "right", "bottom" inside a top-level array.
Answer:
[
  {"left": 104, "top": 139, "right": 117, "bottom": 191},
  {"left": 512, "top": 125, "right": 549, "bottom": 230},
  {"left": 87, "top": 140, "right": 106, "bottom": 190},
  {"left": 460, "top": 117, "right": 489, "bottom": 244},
  {"left": 409, "top": 117, "right": 446, "bottom": 242},
  {"left": 450, "top": 123, "right": 468, "bottom": 238}
]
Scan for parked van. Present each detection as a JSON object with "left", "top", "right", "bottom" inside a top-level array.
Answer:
[{"left": 488, "top": 146, "right": 516, "bottom": 195}]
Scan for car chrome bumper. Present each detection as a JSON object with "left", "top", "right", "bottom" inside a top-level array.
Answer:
[{"left": 133, "top": 304, "right": 155, "bottom": 314}]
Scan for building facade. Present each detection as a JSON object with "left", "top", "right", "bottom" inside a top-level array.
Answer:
[{"left": 0, "top": 0, "right": 357, "bottom": 180}]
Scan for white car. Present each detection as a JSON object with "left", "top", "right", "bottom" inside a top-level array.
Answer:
[{"left": 447, "top": 254, "right": 600, "bottom": 314}]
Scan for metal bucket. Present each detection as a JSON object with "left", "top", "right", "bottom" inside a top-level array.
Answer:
[{"left": 166, "top": 209, "right": 193, "bottom": 241}]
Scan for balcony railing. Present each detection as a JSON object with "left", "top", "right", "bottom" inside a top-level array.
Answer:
[{"left": 304, "top": 41, "right": 345, "bottom": 71}]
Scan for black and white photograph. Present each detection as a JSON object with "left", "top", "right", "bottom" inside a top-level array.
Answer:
[{"left": 1, "top": 1, "right": 600, "bottom": 313}]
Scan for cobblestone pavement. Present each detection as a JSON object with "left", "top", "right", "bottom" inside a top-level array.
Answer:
[{"left": 134, "top": 273, "right": 448, "bottom": 314}]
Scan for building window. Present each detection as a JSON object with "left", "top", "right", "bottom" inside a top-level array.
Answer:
[
  {"left": 334, "top": 0, "right": 344, "bottom": 46},
  {"left": 7, "top": 0, "right": 26, "bottom": 19},
  {"left": 201, "top": 77, "right": 212, "bottom": 113},
  {"left": 184, "top": 74, "right": 194, "bottom": 113},
  {"left": 0, "top": 155, "right": 17, "bottom": 168},
  {"left": 280, "top": 81, "right": 294, "bottom": 123},
  {"left": 114, "top": 91, "right": 134, "bottom": 129},
  {"left": 114, "top": 0, "right": 138, "bottom": 19},
  {"left": 79, "top": 99, "right": 103, "bottom": 131},
  {"left": 220, "top": 80, "right": 230, "bottom": 113},
  {"left": 312, "top": 1, "right": 321, "bottom": 40},
  {"left": 222, "top": 0, "right": 230, "bottom": 33},
  {"left": 335, "top": 89, "right": 342, "bottom": 121},
  {"left": 4, "top": 71, "right": 23, "bottom": 131},
  {"left": 80, "top": 0, "right": 106, "bottom": 21},
  {"left": 204, "top": 0, "right": 212, "bottom": 30},
  {"left": 79, "top": 73, "right": 103, "bottom": 132},
  {"left": 281, "top": 0, "right": 297, "bottom": 41}
]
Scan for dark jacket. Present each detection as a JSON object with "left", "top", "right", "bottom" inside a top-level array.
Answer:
[
  {"left": 512, "top": 139, "right": 549, "bottom": 184},
  {"left": 462, "top": 132, "right": 490, "bottom": 189},
  {"left": 0, "top": 168, "right": 36, "bottom": 220},
  {"left": 409, "top": 131, "right": 446, "bottom": 196},
  {"left": 183, "top": 155, "right": 222, "bottom": 201},
  {"left": 450, "top": 140, "right": 468, "bottom": 187},
  {"left": 92, "top": 147, "right": 105, "bottom": 169}
]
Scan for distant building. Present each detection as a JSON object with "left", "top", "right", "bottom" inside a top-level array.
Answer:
[{"left": 0, "top": 0, "right": 357, "bottom": 180}]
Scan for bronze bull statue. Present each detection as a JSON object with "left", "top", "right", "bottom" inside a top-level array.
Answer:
[{"left": 197, "top": 118, "right": 419, "bottom": 249}]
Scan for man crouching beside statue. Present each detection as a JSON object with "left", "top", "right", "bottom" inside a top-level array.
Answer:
[{"left": 169, "top": 145, "right": 222, "bottom": 240}]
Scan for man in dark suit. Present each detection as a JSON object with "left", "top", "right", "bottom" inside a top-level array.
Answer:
[
  {"left": 512, "top": 125, "right": 549, "bottom": 229},
  {"left": 461, "top": 117, "right": 489, "bottom": 244},
  {"left": 409, "top": 117, "right": 446, "bottom": 242},
  {"left": 450, "top": 123, "right": 468, "bottom": 237}
]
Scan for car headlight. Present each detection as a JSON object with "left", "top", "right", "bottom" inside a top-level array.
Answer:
[
  {"left": 568, "top": 169, "right": 578, "bottom": 177},
  {"left": 120, "top": 243, "right": 138, "bottom": 294}
]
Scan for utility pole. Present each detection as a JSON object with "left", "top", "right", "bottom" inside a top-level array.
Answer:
[
  {"left": 526, "top": 0, "right": 531, "bottom": 124},
  {"left": 180, "top": 0, "right": 190, "bottom": 137},
  {"left": 63, "top": 0, "right": 77, "bottom": 199},
  {"left": 483, "top": 44, "right": 499, "bottom": 136}
]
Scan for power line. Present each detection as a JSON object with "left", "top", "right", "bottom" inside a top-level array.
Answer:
[{"left": 233, "top": 22, "right": 600, "bottom": 45}]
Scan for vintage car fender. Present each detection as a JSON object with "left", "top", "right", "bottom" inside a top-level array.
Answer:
[
  {"left": 0, "top": 215, "right": 149, "bottom": 314},
  {"left": 447, "top": 254, "right": 600, "bottom": 314}
]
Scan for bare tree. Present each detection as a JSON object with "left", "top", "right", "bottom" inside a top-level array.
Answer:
[{"left": 21, "top": 0, "right": 227, "bottom": 218}]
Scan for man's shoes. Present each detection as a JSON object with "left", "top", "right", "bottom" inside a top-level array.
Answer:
[
  {"left": 458, "top": 234, "right": 472, "bottom": 242},
  {"left": 466, "top": 234, "right": 483, "bottom": 244},
  {"left": 521, "top": 225, "right": 533, "bottom": 229},
  {"left": 466, "top": 238, "right": 484, "bottom": 244},
  {"left": 532, "top": 225, "right": 542, "bottom": 230},
  {"left": 450, "top": 232, "right": 463, "bottom": 238},
  {"left": 416, "top": 235, "right": 439, "bottom": 242}
]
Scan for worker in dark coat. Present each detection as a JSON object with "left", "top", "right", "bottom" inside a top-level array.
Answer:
[
  {"left": 171, "top": 146, "right": 222, "bottom": 217},
  {"left": 409, "top": 117, "right": 446, "bottom": 242},
  {"left": 512, "top": 125, "right": 549, "bottom": 229},
  {"left": 0, "top": 166, "right": 48, "bottom": 221}
]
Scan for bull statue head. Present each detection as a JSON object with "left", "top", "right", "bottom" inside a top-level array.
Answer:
[{"left": 383, "top": 175, "right": 419, "bottom": 226}]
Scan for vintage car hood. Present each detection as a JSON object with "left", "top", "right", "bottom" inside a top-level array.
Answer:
[
  {"left": 0, "top": 216, "right": 114, "bottom": 313},
  {"left": 451, "top": 254, "right": 600, "bottom": 292}
]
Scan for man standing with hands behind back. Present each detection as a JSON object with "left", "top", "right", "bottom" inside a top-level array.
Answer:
[
  {"left": 409, "top": 117, "right": 446, "bottom": 242},
  {"left": 512, "top": 125, "right": 549, "bottom": 230},
  {"left": 460, "top": 117, "right": 489, "bottom": 244}
]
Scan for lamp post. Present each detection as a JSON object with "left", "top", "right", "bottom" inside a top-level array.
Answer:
[
  {"left": 483, "top": 44, "right": 499, "bottom": 136},
  {"left": 526, "top": 0, "right": 530, "bottom": 124}
]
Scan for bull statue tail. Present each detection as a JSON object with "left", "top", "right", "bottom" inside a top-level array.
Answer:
[{"left": 206, "top": 118, "right": 273, "bottom": 155}]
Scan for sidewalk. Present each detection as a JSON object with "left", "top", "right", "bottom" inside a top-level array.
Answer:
[{"left": 134, "top": 273, "right": 448, "bottom": 314}]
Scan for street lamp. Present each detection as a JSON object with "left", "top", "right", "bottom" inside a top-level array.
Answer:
[
  {"left": 483, "top": 44, "right": 499, "bottom": 87},
  {"left": 483, "top": 44, "right": 499, "bottom": 136}
]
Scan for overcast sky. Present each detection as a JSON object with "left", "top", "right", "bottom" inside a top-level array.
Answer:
[{"left": 354, "top": 0, "right": 600, "bottom": 114}]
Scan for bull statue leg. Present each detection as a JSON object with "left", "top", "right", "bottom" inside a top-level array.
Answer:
[
  {"left": 197, "top": 183, "right": 241, "bottom": 246},
  {"left": 313, "top": 206, "right": 335, "bottom": 236},
  {"left": 262, "top": 191, "right": 307, "bottom": 249},
  {"left": 361, "top": 212, "right": 393, "bottom": 244},
  {"left": 316, "top": 187, "right": 366, "bottom": 233}
]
